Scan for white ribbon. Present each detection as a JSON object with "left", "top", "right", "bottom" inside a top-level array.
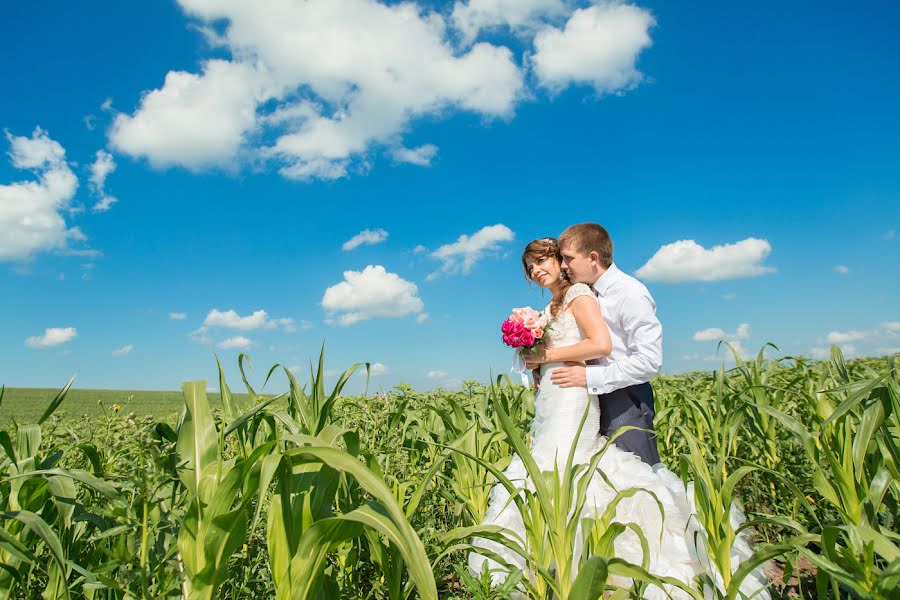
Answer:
[{"left": 510, "top": 348, "right": 529, "bottom": 386}]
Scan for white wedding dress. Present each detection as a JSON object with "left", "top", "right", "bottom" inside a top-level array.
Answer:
[{"left": 468, "top": 283, "right": 770, "bottom": 599}]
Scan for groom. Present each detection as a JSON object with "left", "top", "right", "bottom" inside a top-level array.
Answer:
[{"left": 528, "top": 223, "right": 663, "bottom": 464}]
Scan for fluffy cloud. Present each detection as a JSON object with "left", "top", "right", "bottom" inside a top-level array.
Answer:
[
  {"left": 881, "top": 321, "right": 900, "bottom": 332},
  {"left": 89, "top": 150, "right": 117, "bottom": 212},
  {"left": 834, "top": 264, "right": 849, "bottom": 274},
  {"left": 112, "top": 0, "right": 523, "bottom": 179},
  {"left": 429, "top": 223, "right": 514, "bottom": 279},
  {"left": 826, "top": 330, "right": 867, "bottom": 344},
  {"left": 390, "top": 144, "right": 438, "bottom": 167},
  {"left": 426, "top": 370, "right": 448, "bottom": 379},
  {"left": 218, "top": 335, "right": 253, "bottom": 349},
  {"left": 112, "top": 344, "right": 134, "bottom": 357},
  {"left": 692, "top": 327, "right": 725, "bottom": 342},
  {"left": 692, "top": 323, "right": 750, "bottom": 342},
  {"left": 322, "top": 265, "right": 424, "bottom": 325},
  {"left": 25, "top": 327, "right": 77, "bottom": 349},
  {"left": 0, "top": 128, "right": 83, "bottom": 262},
  {"left": 203, "top": 308, "right": 295, "bottom": 331},
  {"left": 531, "top": 2, "right": 655, "bottom": 94},
  {"left": 452, "top": 0, "right": 567, "bottom": 44},
  {"left": 636, "top": 238, "right": 775, "bottom": 283},
  {"left": 169, "top": 312, "right": 188, "bottom": 320},
  {"left": 369, "top": 362, "right": 389, "bottom": 376},
  {"left": 343, "top": 228, "right": 388, "bottom": 251},
  {"left": 110, "top": 59, "right": 271, "bottom": 170}
]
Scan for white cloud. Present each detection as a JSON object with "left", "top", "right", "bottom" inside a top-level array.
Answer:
[
  {"left": 692, "top": 323, "right": 749, "bottom": 342},
  {"left": 278, "top": 317, "right": 312, "bottom": 333},
  {"left": 25, "top": 327, "right": 77, "bottom": 349},
  {"left": 343, "top": 228, "right": 388, "bottom": 251},
  {"left": 89, "top": 150, "right": 117, "bottom": 212},
  {"left": 636, "top": 238, "right": 775, "bottom": 283},
  {"left": 416, "top": 312, "right": 430, "bottom": 324},
  {"left": 203, "top": 308, "right": 295, "bottom": 331},
  {"left": 531, "top": 2, "right": 654, "bottom": 94},
  {"left": 882, "top": 321, "right": 900, "bottom": 332},
  {"left": 692, "top": 327, "right": 725, "bottom": 342},
  {"left": 452, "top": 0, "right": 567, "bottom": 44},
  {"left": 110, "top": 59, "right": 271, "bottom": 170},
  {"left": 112, "top": 344, "right": 134, "bottom": 357},
  {"left": 732, "top": 323, "right": 750, "bottom": 340},
  {"left": 834, "top": 264, "right": 849, "bottom": 274},
  {"left": 190, "top": 326, "right": 213, "bottom": 345},
  {"left": 826, "top": 330, "right": 867, "bottom": 344},
  {"left": 426, "top": 370, "right": 448, "bottom": 379},
  {"left": 721, "top": 293, "right": 736, "bottom": 300},
  {"left": 322, "top": 264, "right": 424, "bottom": 325},
  {"left": 0, "top": 128, "right": 84, "bottom": 262},
  {"left": 218, "top": 335, "right": 253, "bottom": 349},
  {"left": 390, "top": 144, "right": 438, "bottom": 167},
  {"left": 368, "top": 362, "right": 389, "bottom": 376},
  {"left": 429, "top": 223, "right": 514, "bottom": 279},
  {"left": 412, "top": 245, "right": 428, "bottom": 254},
  {"left": 112, "top": 0, "right": 523, "bottom": 179},
  {"left": 169, "top": 312, "right": 188, "bottom": 320}
]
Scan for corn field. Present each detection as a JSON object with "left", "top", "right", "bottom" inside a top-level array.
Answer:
[{"left": 0, "top": 346, "right": 897, "bottom": 599}]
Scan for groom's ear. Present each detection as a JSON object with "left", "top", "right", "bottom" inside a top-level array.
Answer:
[{"left": 589, "top": 250, "right": 601, "bottom": 264}]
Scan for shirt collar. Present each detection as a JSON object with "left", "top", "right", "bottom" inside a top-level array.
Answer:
[{"left": 591, "top": 263, "right": 619, "bottom": 296}]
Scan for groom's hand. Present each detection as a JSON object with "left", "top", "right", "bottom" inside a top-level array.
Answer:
[{"left": 550, "top": 362, "right": 587, "bottom": 388}]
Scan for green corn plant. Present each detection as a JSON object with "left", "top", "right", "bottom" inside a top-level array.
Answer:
[
  {"left": 0, "top": 378, "right": 122, "bottom": 599},
  {"left": 676, "top": 423, "right": 818, "bottom": 600},
  {"left": 175, "top": 380, "right": 278, "bottom": 600},
  {"left": 419, "top": 393, "right": 513, "bottom": 526},
  {"left": 265, "top": 435, "right": 438, "bottom": 600},
  {"left": 756, "top": 348, "right": 899, "bottom": 599}
]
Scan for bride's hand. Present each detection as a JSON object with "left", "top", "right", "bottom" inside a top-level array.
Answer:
[{"left": 523, "top": 346, "right": 548, "bottom": 370}]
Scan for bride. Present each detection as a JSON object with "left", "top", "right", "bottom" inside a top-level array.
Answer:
[{"left": 467, "top": 237, "right": 770, "bottom": 599}]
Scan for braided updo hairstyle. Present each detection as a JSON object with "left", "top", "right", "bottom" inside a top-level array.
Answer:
[{"left": 521, "top": 237, "right": 572, "bottom": 318}]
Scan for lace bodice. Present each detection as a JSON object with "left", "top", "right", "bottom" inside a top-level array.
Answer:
[{"left": 542, "top": 283, "right": 595, "bottom": 348}]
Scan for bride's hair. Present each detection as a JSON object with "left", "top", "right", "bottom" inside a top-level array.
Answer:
[{"left": 521, "top": 238, "right": 572, "bottom": 318}]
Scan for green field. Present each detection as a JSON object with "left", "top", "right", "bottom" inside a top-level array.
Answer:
[
  {"left": 0, "top": 387, "right": 248, "bottom": 424},
  {"left": 0, "top": 349, "right": 896, "bottom": 599}
]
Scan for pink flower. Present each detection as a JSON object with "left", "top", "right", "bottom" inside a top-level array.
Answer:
[
  {"left": 521, "top": 331, "right": 535, "bottom": 346},
  {"left": 501, "top": 320, "right": 515, "bottom": 334},
  {"left": 533, "top": 328, "right": 544, "bottom": 339}
]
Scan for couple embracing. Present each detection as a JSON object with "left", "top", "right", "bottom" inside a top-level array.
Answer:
[{"left": 469, "top": 223, "right": 769, "bottom": 599}]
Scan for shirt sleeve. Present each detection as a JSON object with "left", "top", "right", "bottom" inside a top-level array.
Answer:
[{"left": 586, "top": 288, "right": 663, "bottom": 394}]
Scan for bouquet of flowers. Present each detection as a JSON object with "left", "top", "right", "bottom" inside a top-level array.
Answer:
[{"left": 501, "top": 307, "right": 550, "bottom": 354}]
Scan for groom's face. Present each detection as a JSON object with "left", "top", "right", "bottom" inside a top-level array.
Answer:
[{"left": 560, "top": 242, "right": 597, "bottom": 284}]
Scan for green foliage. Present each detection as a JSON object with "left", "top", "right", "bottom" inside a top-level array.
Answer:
[{"left": 0, "top": 347, "right": 896, "bottom": 599}]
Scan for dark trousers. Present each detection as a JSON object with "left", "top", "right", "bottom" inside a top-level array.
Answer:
[{"left": 597, "top": 382, "right": 661, "bottom": 465}]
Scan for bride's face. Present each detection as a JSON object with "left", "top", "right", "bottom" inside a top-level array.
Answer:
[{"left": 525, "top": 255, "right": 562, "bottom": 288}]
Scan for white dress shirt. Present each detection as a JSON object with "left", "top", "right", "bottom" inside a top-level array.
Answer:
[{"left": 585, "top": 263, "right": 663, "bottom": 395}]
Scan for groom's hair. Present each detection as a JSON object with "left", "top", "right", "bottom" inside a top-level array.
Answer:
[{"left": 559, "top": 223, "right": 613, "bottom": 267}]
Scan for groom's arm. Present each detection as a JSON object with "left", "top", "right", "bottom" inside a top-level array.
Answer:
[{"left": 585, "top": 291, "right": 662, "bottom": 395}]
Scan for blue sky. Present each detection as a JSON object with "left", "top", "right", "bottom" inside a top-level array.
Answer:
[{"left": 1, "top": 0, "right": 898, "bottom": 393}]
